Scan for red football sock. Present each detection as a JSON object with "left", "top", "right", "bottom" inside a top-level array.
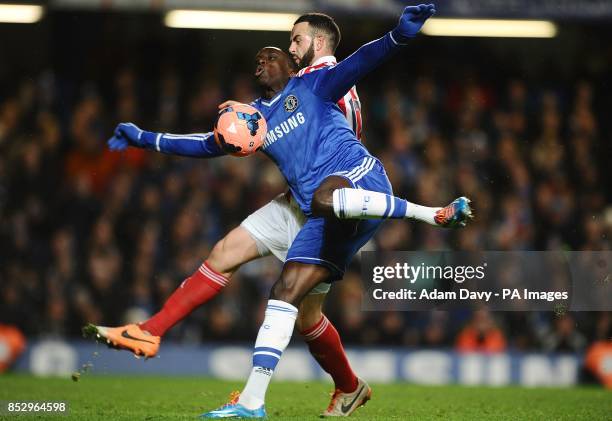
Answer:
[
  {"left": 140, "top": 261, "right": 228, "bottom": 337},
  {"left": 301, "top": 315, "right": 359, "bottom": 393}
]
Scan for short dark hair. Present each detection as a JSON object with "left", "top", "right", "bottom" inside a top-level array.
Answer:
[{"left": 294, "top": 13, "right": 341, "bottom": 53}]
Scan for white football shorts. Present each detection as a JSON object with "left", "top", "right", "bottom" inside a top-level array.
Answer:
[{"left": 241, "top": 192, "right": 331, "bottom": 294}]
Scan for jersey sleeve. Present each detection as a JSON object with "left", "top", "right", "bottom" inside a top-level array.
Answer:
[
  {"left": 301, "top": 32, "right": 403, "bottom": 103},
  {"left": 140, "top": 131, "right": 226, "bottom": 158}
]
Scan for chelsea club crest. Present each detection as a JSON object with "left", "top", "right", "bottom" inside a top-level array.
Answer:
[{"left": 284, "top": 95, "right": 298, "bottom": 112}]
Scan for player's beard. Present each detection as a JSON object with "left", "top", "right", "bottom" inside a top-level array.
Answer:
[{"left": 299, "top": 42, "right": 315, "bottom": 70}]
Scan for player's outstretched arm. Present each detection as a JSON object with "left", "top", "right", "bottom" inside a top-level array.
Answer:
[
  {"left": 307, "top": 4, "right": 435, "bottom": 102},
  {"left": 107, "top": 122, "right": 226, "bottom": 158}
]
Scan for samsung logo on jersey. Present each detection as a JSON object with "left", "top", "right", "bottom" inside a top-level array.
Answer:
[{"left": 263, "top": 112, "right": 306, "bottom": 149}]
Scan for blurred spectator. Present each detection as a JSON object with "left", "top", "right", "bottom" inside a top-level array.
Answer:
[
  {"left": 455, "top": 309, "right": 507, "bottom": 353},
  {"left": 0, "top": 324, "right": 26, "bottom": 373},
  {"left": 540, "top": 314, "right": 587, "bottom": 353},
  {"left": 584, "top": 340, "right": 612, "bottom": 389}
]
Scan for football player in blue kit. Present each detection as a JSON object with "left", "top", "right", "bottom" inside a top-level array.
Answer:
[{"left": 108, "top": 4, "right": 471, "bottom": 418}]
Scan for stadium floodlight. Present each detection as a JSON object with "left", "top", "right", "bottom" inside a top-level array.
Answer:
[
  {"left": 0, "top": 4, "right": 43, "bottom": 23},
  {"left": 164, "top": 10, "right": 300, "bottom": 31},
  {"left": 422, "top": 18, "right": 557, "bottom": 38}
]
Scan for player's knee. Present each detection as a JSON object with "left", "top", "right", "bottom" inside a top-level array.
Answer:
[
  {"left": 296, "top": 306, "right": 323, "bottom": 332},
  {"left": 271, "top": 263, "right": 331, "bottom": 307},
  {"left": 207, "top": 238, "right": 234, "bottom": 278},
  {"left": 269, "top": 268, "right": 309, "bottom": 306},
  {"left": 311, "top": 188, "right": 333, "bottom": 217},
  {"left": 311, "top": 176, "right": 352, "bottom": 218},
  {"left": 270, "top": 278, "right": 302, "bottom": 306},
  {"left": 296, "top": 294, "right": 325, "bottom": 331}
]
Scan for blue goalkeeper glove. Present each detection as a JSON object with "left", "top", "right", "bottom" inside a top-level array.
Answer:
[
  {"left": 391, "top": 3, "right": 436, "bottom": 43},
  {"left": 107, "top": 122, "right": 146, "bottom": 151}
]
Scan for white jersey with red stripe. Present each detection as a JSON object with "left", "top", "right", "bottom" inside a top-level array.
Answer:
[{"left": 297, "top": 55, "right": 363, "bottom": 140}]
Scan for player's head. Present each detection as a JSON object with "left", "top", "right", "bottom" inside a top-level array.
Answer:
[
  {"left": 254, "top": 46, "right": 295, "bottom": 92},
  {"left": 289, "top": 13, "right": 341, "bottom": 69}
]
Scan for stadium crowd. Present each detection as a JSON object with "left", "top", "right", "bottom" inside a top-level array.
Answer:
[{"left": 0, "top": 51, "right": 610, "bottom": 354}]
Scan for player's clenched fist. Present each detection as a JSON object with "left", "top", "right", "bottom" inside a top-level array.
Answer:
[
  {"left": 391, "top": 3, "right": 435, "bottom": 42},
  {"left": 107, "top": 122, "right": 145, "bottom": 151}
]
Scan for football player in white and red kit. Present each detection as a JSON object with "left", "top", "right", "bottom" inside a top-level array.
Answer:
[{"left": 291, "top": 14, "right": 363, "bottom": 141}]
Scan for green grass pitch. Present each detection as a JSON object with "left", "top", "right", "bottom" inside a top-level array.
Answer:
[{"left": 0, "top": 374, "right": 610, "bottom": 420}]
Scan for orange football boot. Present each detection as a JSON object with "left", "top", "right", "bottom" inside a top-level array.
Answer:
[{"left": 83, "top": 323, "right": 160, "bottom": 359}]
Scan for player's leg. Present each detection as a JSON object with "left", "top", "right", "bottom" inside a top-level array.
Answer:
[
  {"left": 237, "top": 263, "right": 330, "bottom": 410},
  {"left": 138, "top": 225, "right": 261, "bottom": 335},
  {"left": 297, "top": 292, "right": 371, "bottom": 417},
  {"left": 253, "top": 193, "right": 364, "bottom": 411},
  {"left": 312, "top": 159, "right": 472, "bottom": 227},
  {"left": 149, "top": 190, "right": 296, "bottom": 335},
  {"left": 297, "top": 292, "right": 359, "bottom": 393},
  {"left": 296, "top": 291, "right": 326, "bottom": 332},
  {"left": 84, "top": 193, "right": 299, "bottom": 356},
  {"left": 203, "top": 209, "right": 382, "bottom": 417},
  {"left": 202, "top": 261, "right": 331, "bottom": 418},
  {"left": 84, "top": 225, "right": 262, "bottom": 357}
]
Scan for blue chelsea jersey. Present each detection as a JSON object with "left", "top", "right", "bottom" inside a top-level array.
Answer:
[
  {"left": 251, "top": 75, "right": 371, "bottom": 216},
  {"left": 144, "top": 32, "right": 402, "bottom": 215}
]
